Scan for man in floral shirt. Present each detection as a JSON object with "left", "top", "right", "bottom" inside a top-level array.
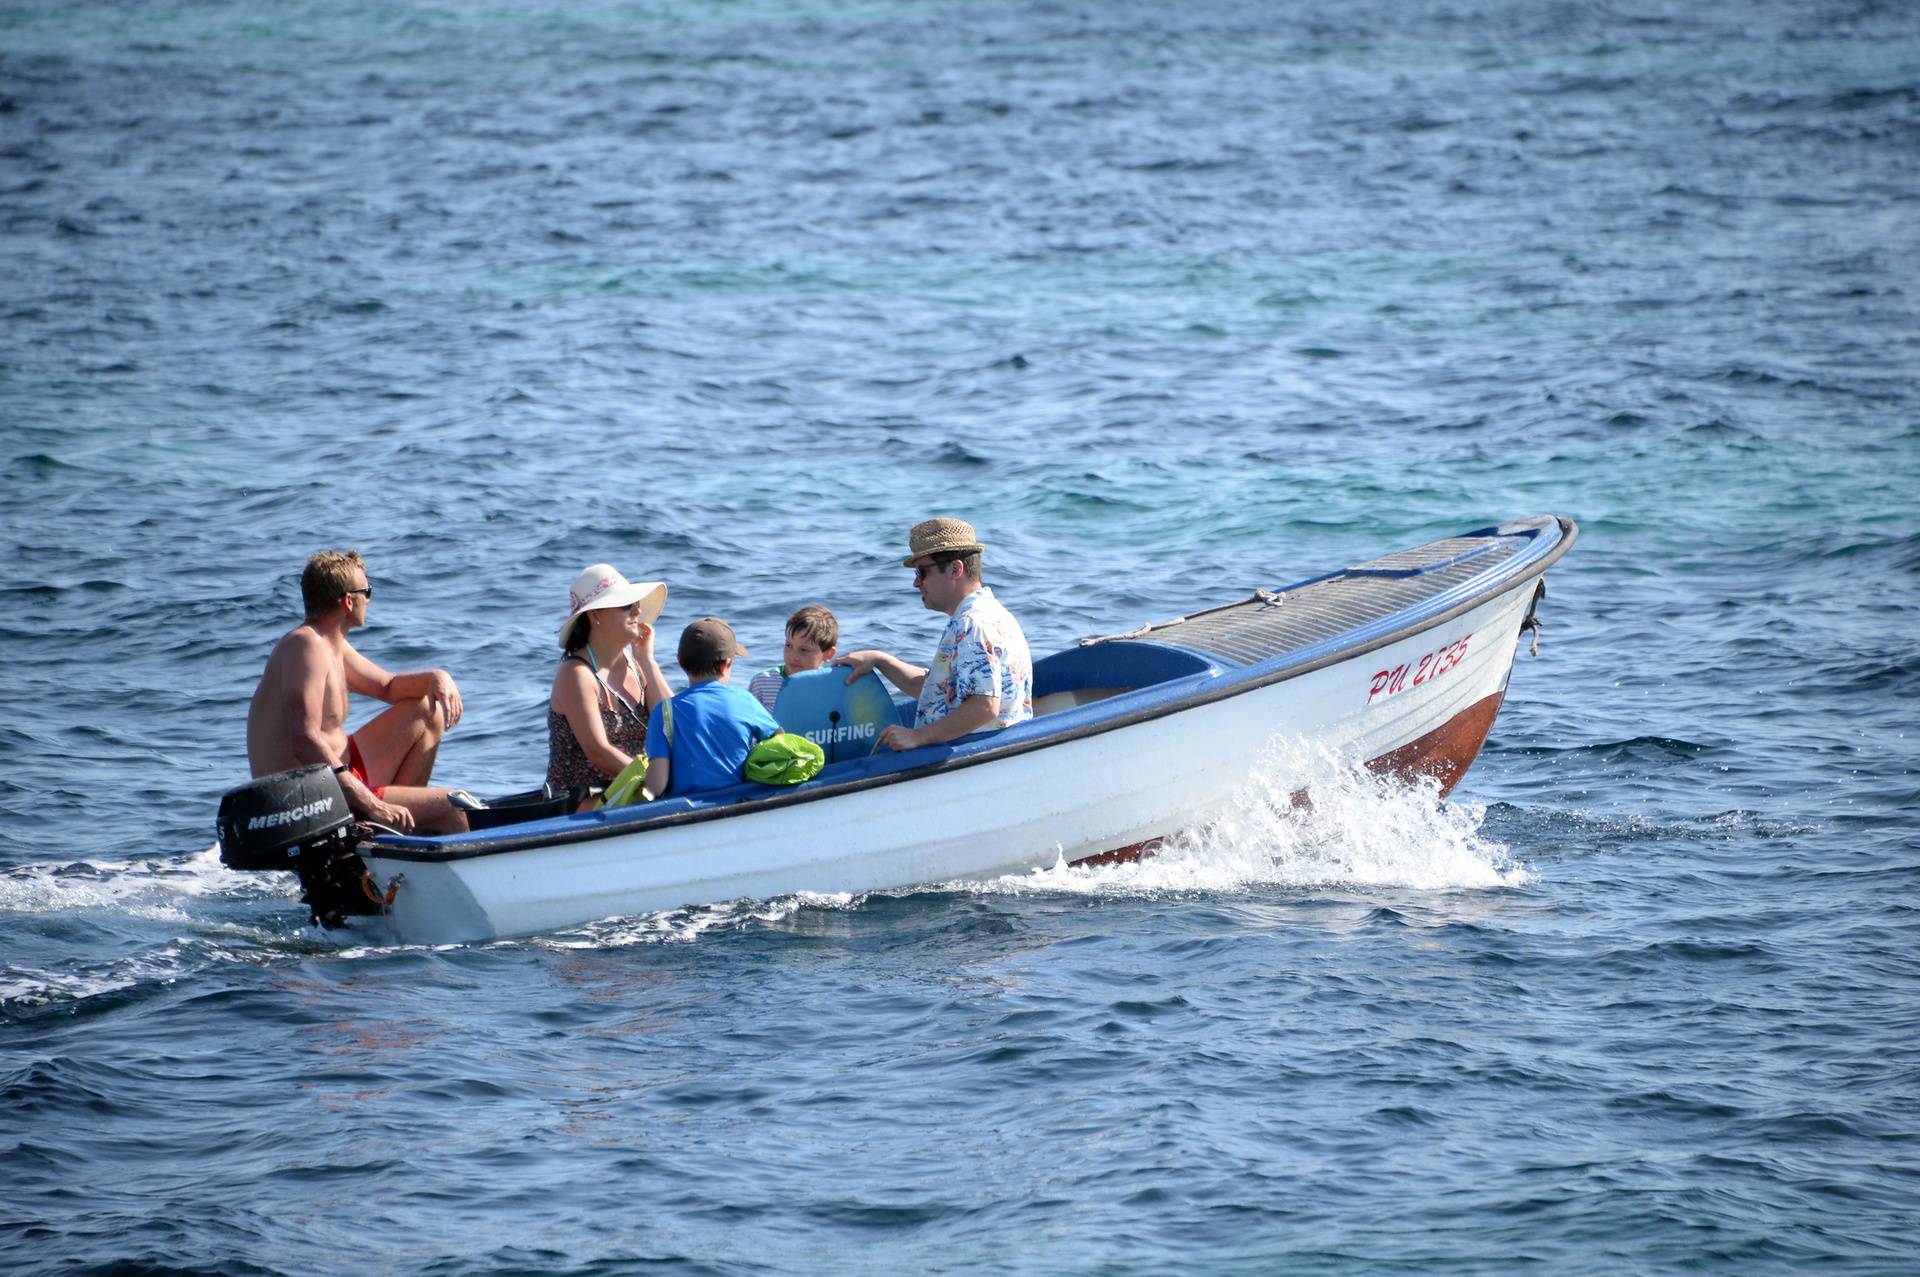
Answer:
[{"left": 836, "top": 517, "right": 1033, "bottom": 752}]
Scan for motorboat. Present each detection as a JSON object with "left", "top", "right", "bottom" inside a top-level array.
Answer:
[{"left": 217, "top": 516, "right": 1577, "bottom": 944}]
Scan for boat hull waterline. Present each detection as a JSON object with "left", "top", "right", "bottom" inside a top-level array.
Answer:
[{"left": 320, "top": 516, "right": 1577, "bottom": 945}]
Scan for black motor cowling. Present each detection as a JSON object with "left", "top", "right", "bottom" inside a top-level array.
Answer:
[{"left": 217, "top": 765, "right": 353, "bottom": 870}]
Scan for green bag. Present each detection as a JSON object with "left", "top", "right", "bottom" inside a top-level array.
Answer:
[
  {"left": 601, "top": 700, "right": 669, "bottom": 808},
  {"left": 601, "top": 755, "right": 651, "bottom": 807},
  {"left": 742, "top": 732, "right": 825, "bottom": 786}
]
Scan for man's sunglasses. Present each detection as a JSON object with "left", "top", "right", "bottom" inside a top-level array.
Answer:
[
  {"left": 345, "top": 586, "right": 374, "bottom": 600},
  {"left": 913, "top": 559, "right": 956, "bottom": 583}
]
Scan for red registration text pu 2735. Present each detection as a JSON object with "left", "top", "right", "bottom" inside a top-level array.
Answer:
[{"left": 1367, "top": 633, "right": 1472, "bottom": 705}]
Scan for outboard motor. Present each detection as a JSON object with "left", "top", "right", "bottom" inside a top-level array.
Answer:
[
  {"left": 218, "top": 764, "right": 350, "bottom": 869},
  {"left": 217, "top": 766, "right": 390, "bottom": 928}
]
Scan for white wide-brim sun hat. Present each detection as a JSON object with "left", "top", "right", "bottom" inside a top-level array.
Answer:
[{"left": 557, "top": 563, "right": 668, "bottom": 645}]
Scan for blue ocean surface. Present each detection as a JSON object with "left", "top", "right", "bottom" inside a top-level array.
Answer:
[{"left": 2, "top": 0, "right": 1917, "bottom": 1271}]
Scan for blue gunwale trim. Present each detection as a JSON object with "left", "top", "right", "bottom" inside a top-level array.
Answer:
[{"left": 369, "top": 517, "right": 1576, "bottom": 865}]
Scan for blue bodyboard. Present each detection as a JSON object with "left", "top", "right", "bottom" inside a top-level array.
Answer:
[{"left": 773, "top": 668, "right": 898, "bottom": 764}]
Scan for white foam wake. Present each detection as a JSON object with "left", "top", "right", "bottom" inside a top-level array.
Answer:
[
  {"left": 0, "top": 844, "right": 320, "bottom": 1008},
  {"left": 0, "top": 843, "right": 293, "bottom": 924},
  {"left": 970, "top": 737, "right": 1533, "bottom": 899}
]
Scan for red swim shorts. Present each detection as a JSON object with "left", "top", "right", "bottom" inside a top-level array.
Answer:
[{"left": 345, "top": 736, "right": 387, "bottom": 800}]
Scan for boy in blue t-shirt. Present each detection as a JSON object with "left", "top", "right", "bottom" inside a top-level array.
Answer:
[{"left": 643, "top": 617, "right": 780, "bottom": 798}]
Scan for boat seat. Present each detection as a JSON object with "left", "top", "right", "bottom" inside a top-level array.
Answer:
[
  {"left": 1031, "top": 639, "right": 1214, "bottom": 706},
  {"left": 1033, "top": 687, "right": 1129, "bottom": 716},
  {"left": 461, "top": 783, "right": 588, "bottom": 830}
]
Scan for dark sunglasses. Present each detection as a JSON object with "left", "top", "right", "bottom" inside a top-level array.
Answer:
[
  {"left": 913, "top": 560, "right": 955, "bottom": 583},
  {"left": 345, "top": 586, "right": 374, "bottom": 600}
]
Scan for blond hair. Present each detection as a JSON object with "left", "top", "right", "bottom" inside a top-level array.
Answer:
[{"left": 301, "top": 549, "right": 365, "bottom": 617}]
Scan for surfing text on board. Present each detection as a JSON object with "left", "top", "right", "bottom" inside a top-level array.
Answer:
[
  {"left": 1368, "top": 634, "right": 1472, "bottom": 704},
  {"left": 806, "top": 722, "right": 878, "bottom": 747}
]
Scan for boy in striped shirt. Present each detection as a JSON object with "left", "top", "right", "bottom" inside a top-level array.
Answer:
[{"left": 748, "top": 605, "right": 840, "bottom": 714}]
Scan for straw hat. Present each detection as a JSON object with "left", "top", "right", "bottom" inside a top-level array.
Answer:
[
  {"left": 901, "top": 517, "right": 985, "bottom": 566},
  {"left": 558, "top": 564, "right": 667, "bottom": 646}
]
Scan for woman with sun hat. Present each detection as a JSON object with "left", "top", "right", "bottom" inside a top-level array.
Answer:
[{"left": 546, "top": 564, "right": 671, "bottom": 800}]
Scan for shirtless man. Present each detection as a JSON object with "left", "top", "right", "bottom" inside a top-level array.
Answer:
[{"left": 246, "top": 549, "right": 469, "bottom": 834}]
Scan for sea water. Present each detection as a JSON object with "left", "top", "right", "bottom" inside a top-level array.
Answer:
[{"left": 2, "top": 1, "right": 1917, "bottom": 1271}]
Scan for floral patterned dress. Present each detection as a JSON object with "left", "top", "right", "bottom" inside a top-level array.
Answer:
[{"left": 546, "top": 652, "right": 648, "bottom": 790}]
